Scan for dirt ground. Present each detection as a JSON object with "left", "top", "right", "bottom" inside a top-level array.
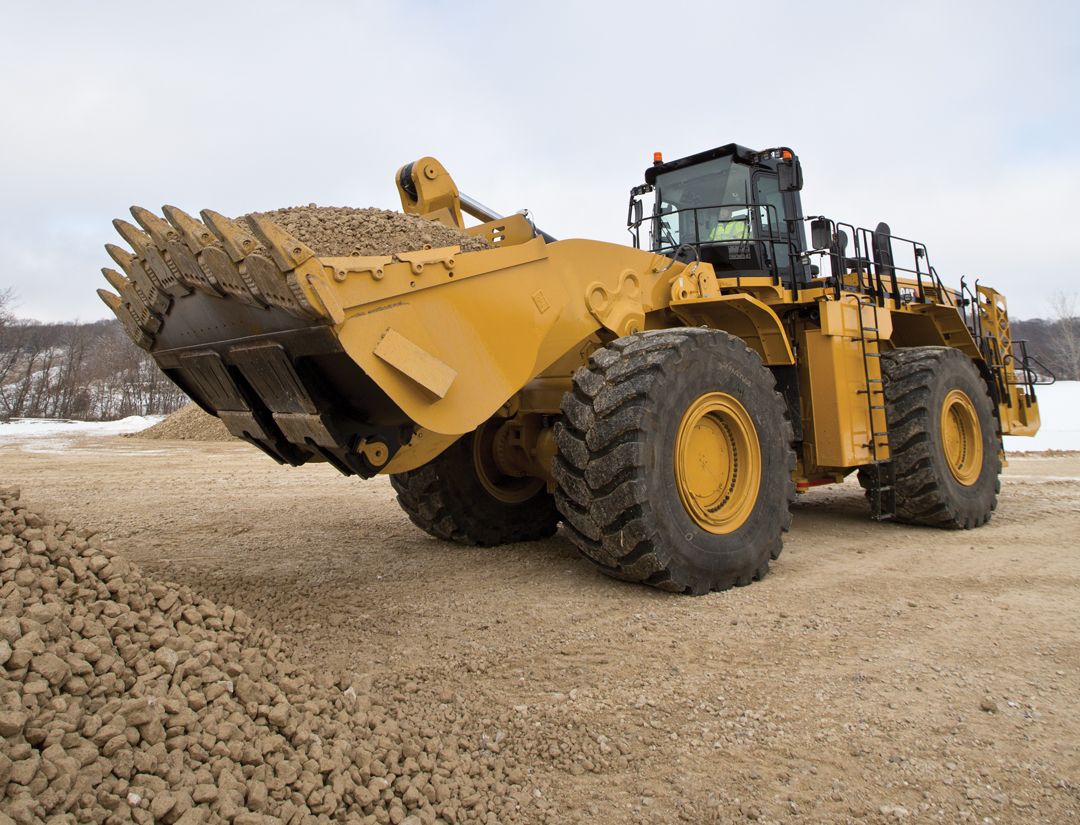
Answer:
[{"left": 3, "top": 435, "right": 1078, "bottom": 824}]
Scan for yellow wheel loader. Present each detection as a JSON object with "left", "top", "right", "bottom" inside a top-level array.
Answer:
[{"left": 98, "top": 144, "right": 1044, "bottom": 594}]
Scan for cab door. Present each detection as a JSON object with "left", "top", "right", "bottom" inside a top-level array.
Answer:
[
  {"left": 752, "top": 171, "right": 793, "bottom": 283},
  {"left": 753, "top": 170, "right": 811, "bottom": 287}
]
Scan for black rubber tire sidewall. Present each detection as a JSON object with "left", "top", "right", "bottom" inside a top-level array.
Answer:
[
  {"left": 916, "top": 353, "right": 998, "bottom": 523},
  {"left": 391, "top": 431, "right": 559, "bottom": 546},
  {"left": 645, "top": 339, "right": 792, "bottom": 585},
  {"left": 882, "top": 347, "right": 1001, "bottom": 528}
]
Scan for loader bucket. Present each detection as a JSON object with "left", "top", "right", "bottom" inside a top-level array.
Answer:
[{"left": 98, "top": 205, "right": 675, "bottom": 477}]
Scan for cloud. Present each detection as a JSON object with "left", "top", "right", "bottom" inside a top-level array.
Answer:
[{"left": 1, "top": 0, "right": 1076, "bottom": 321}]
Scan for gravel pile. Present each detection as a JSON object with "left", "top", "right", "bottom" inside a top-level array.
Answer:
[
  {"left": 132, "top": 404, "right": 233, "bottom": 442},
  {"left": 0, "top": 487, "right": 541, "bottom": 825},
  {"left": 245, "top": 207, "right": 490, "bottom": 258}
]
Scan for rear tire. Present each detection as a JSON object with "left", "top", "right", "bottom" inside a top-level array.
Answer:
[
  {"left": 859, "top": 346, "right": 1000, "bottom": 528},
  {"left": 553, "top": 329, "right": 796, "bottom": 595},
  {"left": 390, "top": 427, "right": 560, "bottom": 546}
]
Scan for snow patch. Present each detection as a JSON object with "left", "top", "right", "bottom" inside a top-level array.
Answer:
[
  {"left": 0, "top": 415, "right": 163, "bottom": 440},
  {"left": 1004, "top": 381, "right": 1079, "bottom": 453}
]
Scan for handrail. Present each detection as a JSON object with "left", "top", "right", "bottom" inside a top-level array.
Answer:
[{"left": 805, "top": 217, "right": 960, "bottom": 309}]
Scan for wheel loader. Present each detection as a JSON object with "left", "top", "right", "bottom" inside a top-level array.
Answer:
[{"left": 97, "top": 143, "right": 1044, "bottom": 594}]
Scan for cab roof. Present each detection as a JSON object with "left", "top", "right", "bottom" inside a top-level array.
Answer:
[{"left": 645, "top": 143, "right": 760, "bottom": 186}]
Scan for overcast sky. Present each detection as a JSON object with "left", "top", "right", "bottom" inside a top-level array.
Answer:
[{"left": 2, "top": 0, "right": 1077, "bottom": 321}]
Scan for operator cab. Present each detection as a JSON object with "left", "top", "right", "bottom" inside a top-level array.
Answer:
[{"left": 628, "top": 143, "right": 811, "bottom": 287}]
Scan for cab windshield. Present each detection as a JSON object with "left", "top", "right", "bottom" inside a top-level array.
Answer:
[{"left": 652, "top": 157, "right": 751, "bottom": 251}]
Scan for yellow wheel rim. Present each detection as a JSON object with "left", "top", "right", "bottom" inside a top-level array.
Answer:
[
  {"left": 940, "top": 389, "right": 983, "bottom": 486},
  {"left": 674, "top": 392, "right": 761, "bottom": 534},
  {"left": 472, "top": 421, "right": 544, "bottom": 504}
]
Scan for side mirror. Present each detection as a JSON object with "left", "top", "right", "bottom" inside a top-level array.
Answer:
[
  {"left": 779, "top": 159, "right": 803, "bottom": 192},
  {"left": 810, "top": 217, "right": 832, "bottom": 249},
  {"left": 626, "top": 186, "right": 648, "bottom": 229},
  {"left": 626, "top": 189, "right": 649, "bottom": 249}
]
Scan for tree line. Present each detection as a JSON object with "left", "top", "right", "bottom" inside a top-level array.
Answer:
[
  {"left": 0, "top": 289, "right": 186, "bottom": 421},
  {"left": 1010, "top": 307, "right": 1080, "bottom": 383},
  {"left": 0, "top": 286, "right": 1075, "bottom": 422}
]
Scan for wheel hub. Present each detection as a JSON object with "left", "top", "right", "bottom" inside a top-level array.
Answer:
[
  {"left": 940, "top": 389, "right": 982, "bottom": 486},
  {"left": 674, "top": 392, "right": 761, "bottom": 534},
  {"left": 473, "top": 420, "right": 544, "bottom": 504}
]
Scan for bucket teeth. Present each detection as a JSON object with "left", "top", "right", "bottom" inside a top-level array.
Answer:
[
  {"left": 102, "top": 204, "right": 330, "bottom": 347},
  {"left": 238, "top": 253, "right": 317, "bottom": 319},
  {"left": 199, "top": 210, "right": 270, "bottom": 301},
  {"left": 132, "top": 206, "right": 223, "bottom": 297},
  {"left": 198, "top": 210, "right": 319, "bottom": 319},
  {"left": 101, "top": 267, "right": 128, "bottom": 294},
  {"left": 162, "top": 205, "right": 218, "bottom": 254},
  {"left": 105, "top": 242, "right": 171, "bottom": 313},
  {"left": 101, "top": 267, "right": 163, "bottom": 334},
  {"left": 108, "top": 228, "right": 181, "bottom": 300},
  {"left": 206, "top": 246, "right": 268, "bottom": 307},
  {"left": 119, "top": 212, "right": 187, "bottom": 294},
  {"left": 162, "top": 205, "right": 262, "bottom": 306},
  {"left": 112, "top": 218, "right": 151, "bottom": 254},
  {"left": 200, "top": 210, "right": 260, "bottom": 263},
  {"left": 112, "top": 218, "right": 162, "bottom": 255},
  {"left": 97, "top": 289, "right": 153, "bottom": 350},
  {"left": 97, "top": 288, "right": 121, "bottom": 312},
  {"left": 104, "top": 241, "right": 137, "bottom": 272},
  {"left": 105, "top": 230, "right": 172, "bottom": 315},
  {"left": 284, "top": 272, "right": 324, "bottom": 321},
  {"left": 245, "top": 215, "right": 317, "bottom": 272},
  {"left": 130, "top": 206, "right": 178, "bottom": 248}
]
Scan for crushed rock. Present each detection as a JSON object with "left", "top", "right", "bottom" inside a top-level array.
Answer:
[
  {"left": 0, "top": 486, "right": 543, "bottom": 824},
  {"left": 131, "top": 404, "right": 233, "bottom": 442},
  {"left": 245, "top": 206, "right": 491, "bottom": 258}
]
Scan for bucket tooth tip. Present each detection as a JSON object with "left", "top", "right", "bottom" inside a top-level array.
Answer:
[
  {"left": 104, "top": 242, "right": 133, "bottom": 264},
  {"left": 130, "top": 206, "right": 174, "bottom": 239},
  {"left": 245, "top": 215, "right": 315, "bottom": 270},
  {"left": 129, "top": 205, "right": 151, "bottom": 224},
  {"left": 199, "top": 209, "right": 230, "bottom": 236},
  {"left": 162, "top": 204, "right": 189, "bottom": 225},
  {"left": 163, "top": 205, "right": 215, "bottom": 249},
  {"left": 112, "top": 218, "right": 148, "bottom": 247},
  {"left": 199, "top": 209, "right": 259, "bottom": 262},
  {"left": 97, "top": 288, "right": 122, "bottom": 309},
  {"left": 162, "top": 204, "right": 192, "bottom": 223},
  {"left": 101, "top": 267, "right": 128, "bottom": 292},
  {"left": 245, "top": 214, "right": 285, "bottom": 238}
]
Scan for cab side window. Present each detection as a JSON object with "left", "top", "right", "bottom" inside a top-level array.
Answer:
[
  {"left": 754, "top": 173, "right": 788, "bottom": 237},
  {"left": 755, "top": 172, "right": 792, "bottom": 277}
]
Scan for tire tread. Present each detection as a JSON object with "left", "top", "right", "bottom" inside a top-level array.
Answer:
[
  {"left": 553, "top": 329, "right": 796, "bottom": 594},
  {"left": 858, "top": 346, "right": 1000, "bottom": 529}
]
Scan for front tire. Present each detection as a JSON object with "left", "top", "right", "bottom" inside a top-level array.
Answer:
[
  {"left": 553, "top": 329, "right": 796, "bottom": 594},
  {"left": 391, "top": 426, "right": 560, "bottom": 546}
]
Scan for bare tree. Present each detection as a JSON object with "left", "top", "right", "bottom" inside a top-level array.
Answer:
[
  {"left": 0, "top": 290, "right": 24, "bottom": 418},
  {"left": 0, "top": 297, "right": 181, "bottom": 420},
  {"left": 1048, "top": 292, "right": 1080, "bottom": 381}
]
